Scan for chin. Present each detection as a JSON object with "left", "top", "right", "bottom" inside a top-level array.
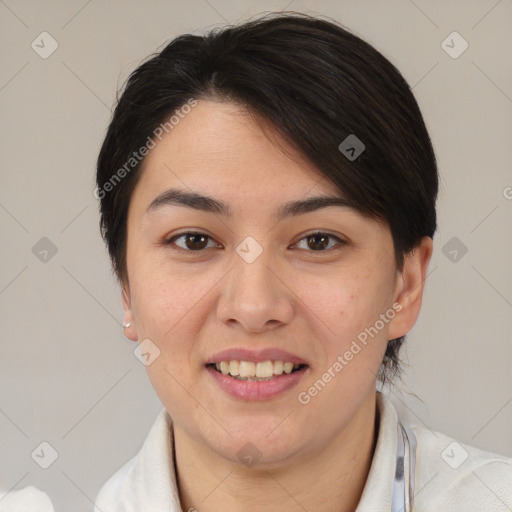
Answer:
[{"left": 207, "top": 419, "right": 303, "bottom": 467}]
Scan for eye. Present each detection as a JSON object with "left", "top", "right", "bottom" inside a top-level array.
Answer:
[
  {"left": 294, "top": 232, "right": 347, "bottom": 252},
  {"left": 164, "top": 232, "right": 220, "bottom": 252},
  {"left": 163, "top": 231, "right": 347, "bottom": 254}
]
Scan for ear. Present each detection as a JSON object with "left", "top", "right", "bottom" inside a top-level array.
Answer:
[
  {"left": 122, "top": 283, "right": 138, "bottom": 342},
  {"left": 387, "top": 236, "right": 433, "bottom": 340}
]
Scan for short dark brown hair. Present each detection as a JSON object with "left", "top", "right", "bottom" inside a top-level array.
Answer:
[{"left": 96, "top": 11, "right": 439, "bottom": 386}]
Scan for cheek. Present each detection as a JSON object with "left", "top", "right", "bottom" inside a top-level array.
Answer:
[
  {"left": 131, "top": 272, "right": 207, "bottom": 404},
  {"left": 131, "top": 267, "right": 207, "bottom": 338},
  {"left": 299, "top": 268, "right": 391, "bottom": 371},
  {"left": 297, "top": 268, "right": 381, "bottom": 334}
]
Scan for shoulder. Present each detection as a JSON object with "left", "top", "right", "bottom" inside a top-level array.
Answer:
[
  {"left": 412, "top": 425, "right": 512, "bottom": 511},
  {"left": 94, "top": 407, "right": 174, "bottom": 511},
  {"left": 94, "top": 454, "right": 140, "bottom": 512},
  {"left": 94, "top": 454, "right": 140, "bottom": 511},
  {"left": 0, "top": 485, "right": 55, "bottom": 512}
]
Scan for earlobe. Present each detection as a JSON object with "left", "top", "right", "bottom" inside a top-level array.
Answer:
[
  {"left": 387, "top": 236, "right": 433, "bottom": 340},
  {"left": 121, "top": 285, "right": 138, "bottom": 341}
]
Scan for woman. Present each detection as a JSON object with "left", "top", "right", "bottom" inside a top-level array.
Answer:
[{"left": 93, "top": 12, "right": 511, "bottom": 512}]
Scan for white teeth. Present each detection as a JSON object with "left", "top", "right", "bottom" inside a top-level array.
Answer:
[
  {"left": 256, "top": 361, "right": 273, "bottom": 378},
  {"left": 239, "top": 361, "right": 256, "bottom": 378},
  {"left": 229, "top": 360, "right": 240, "bottom": 376},
  {"left": 273, "top": 360, "right": 284, "bottom": 375},
  {"left": 211, "top": 360, "right": 303, "bottom": 379}
]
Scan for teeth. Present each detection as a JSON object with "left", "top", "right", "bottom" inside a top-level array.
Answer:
[
  {"left": 239, "top": 361, "right": 256, "bottom": 378},
  {"left": 273, "top": 360, "right": 284, "bottom": 374},
  {"left": 229, "top": 360, "right": 239, "bottom": 376},
  {"left": 213, "top": 360, "right": 303, "bottom": 379},
  {"left": 283, "top": 362, "right": 294, "bottom": 374},
  {"left": 256, "top": 361, "right": 273, "bottom": 378}
]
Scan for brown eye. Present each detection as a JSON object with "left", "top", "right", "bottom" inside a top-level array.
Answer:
[
  {"left": 295, "top": 232, "right": 346, "bottom": 252},
  {"left": 165, "top": 232, "right": 217, "bottom": 252}
]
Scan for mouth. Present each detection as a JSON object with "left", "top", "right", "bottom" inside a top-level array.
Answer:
[
  {"left": 204, "top": 360, "right": 309, "bottom": 401},
  {"left": 206, "top": 361, "right": 307, "bottom": 381}
]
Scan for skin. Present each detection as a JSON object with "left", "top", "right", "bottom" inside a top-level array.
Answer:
[{"left": 121, "top": 99, "right": 433, "bottom": 512}]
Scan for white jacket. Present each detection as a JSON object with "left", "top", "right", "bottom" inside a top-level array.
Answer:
[{"left": 94, "top": 391, "right": 512, "bottom": 511}]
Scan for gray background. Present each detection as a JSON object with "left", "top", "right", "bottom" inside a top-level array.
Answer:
[{"left": 0, "top": 0, "right": 511, "bottom": 510}]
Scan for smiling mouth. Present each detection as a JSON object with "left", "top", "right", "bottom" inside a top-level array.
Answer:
[{"left": 206, "top": 361, "right": 307, "bottom": 381}]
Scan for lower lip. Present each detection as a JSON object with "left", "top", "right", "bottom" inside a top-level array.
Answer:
[{"left": 205, "top": 365, "right": 308, "bottom": 401}]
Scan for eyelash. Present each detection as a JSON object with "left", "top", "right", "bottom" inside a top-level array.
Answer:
[{"left": 163, "top": 231, "right": 347, "bottom": 255}]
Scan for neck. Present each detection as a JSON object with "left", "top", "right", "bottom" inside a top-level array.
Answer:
[{"left": 173, "top": 390, "right": 379, "bottom": 512}]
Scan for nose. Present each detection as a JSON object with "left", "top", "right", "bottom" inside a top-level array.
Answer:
[{"left": 216, "top": 248, "right": 295, "bottom": 333}]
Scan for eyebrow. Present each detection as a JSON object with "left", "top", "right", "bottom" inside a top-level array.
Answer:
[{"left": 146, "top": 187, "right": 357, "bottom": 220}]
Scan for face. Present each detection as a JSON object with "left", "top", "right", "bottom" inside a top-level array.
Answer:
[{"left": 122, "top": 99, "right": 430, "bottom": 466}]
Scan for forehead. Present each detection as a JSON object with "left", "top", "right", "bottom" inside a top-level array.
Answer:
[{"left": 132, "top": 100, "right": 342, "bottom": 206}]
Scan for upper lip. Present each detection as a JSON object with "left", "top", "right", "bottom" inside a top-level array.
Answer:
[{"left": 205, "top": 347, "right": 309, "bottom": 366}]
